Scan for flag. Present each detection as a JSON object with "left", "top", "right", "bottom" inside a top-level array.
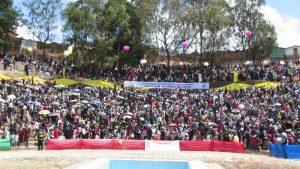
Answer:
[{"left": 233, "top": 71, "right": 238, "bottom": 82}]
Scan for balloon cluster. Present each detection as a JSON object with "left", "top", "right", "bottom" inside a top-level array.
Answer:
[
  {"left": 245, "top": 30, "right": 252, "bottom": 38},
  {"left": 182, "top": 41, "right": 188, "bottom": 49},
  {"left": 64, "top": 45, "right": 73, "bottom": 56},
  {"left": 123, "top": 45, "right": 130, "bottom": 52},
  {"left": 27, "top": 47, "right": 33, "bottom": 52}
]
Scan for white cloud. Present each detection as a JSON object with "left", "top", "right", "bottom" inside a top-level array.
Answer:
[
  {"left": 16, "top": 24, "right": 64, "bottom": 43},
  {"left": 261, "top": 5, "right": 300, "bottom": 48},
  {"left": 16, "top": 24, "right": 33, "bottom": 40}
]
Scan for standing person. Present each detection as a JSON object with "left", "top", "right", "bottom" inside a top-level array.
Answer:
[
  {"left": 37, "top": 129, "right": 45, "bottom": 151},
  {"left": 24, "top": 126, "right": 31, "bottom": 147},
  {"left": 53, "top": 127, "right": 59, "bottom": 139}
]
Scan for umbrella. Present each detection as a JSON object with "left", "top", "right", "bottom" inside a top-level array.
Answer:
[
  {"left": 203, "top": 62, "right": 209, "bottom": 66},
  {"left": 84, "top": 87, "right": 92, "bottom": 90},
  {"left": 143, "top": 104, "right": 150, "bottom": 108},
  {"left": 244, "top": 61, "right": 252, "bottom": 65},
  {"left": 16, "top": 82, "right": 24, "bottom": 86},
  {"left": 52, "top": 102, "right": 60, "bottom": 106},
  {"left": 207, "top": 122, "right": 217, "bottom": 126},
  {"left": 144, "top": 123, "right": 151, "bottom": 127},
  {"left": 70, "top": 93, "right": 80, "bottom": 96},
  {"left": 116, "top": 96, "right": 125, "bottom": 100},
  {"left": 70, "top": 100, "right": 77, "bottom": 103},
  {"left": 72, "top": 89, "right": 80, "bottom": 92},
  {"left": 126, "top": 112, "right": 133, "bottom": 116},
  {"left": 48, "top": 112, "right": 60, "bottom": 117},
  {"left": 169, "top": 123, "right": 177, "bottom": 127},
  {"left": 123, "top": 115, "right": 132, "bottom": 119},
  {"left": 54, "top": 84, "right": 67, "bottom": 89},
  {"left": 39, "top": 110, "right": 50, "bottom": 115},
  {"left": 238, "top": 104, "right": 245, "bottom": 109},
  {"left": 44, "top": 72, "right": 51, "bottom": 78},
  {"left": 274, "top": 103, "right": 281, "bottom": 106},
  {"left": 7, "top": 95, "right": 16, "bottom": 100},
  {"left": 140, "top": 59, "right": 147, "bottom": 65},
  {"left": 81, "top": 100, "right": 89, "bottom": 104},
  {"left": 232, "top": 109, "right": 240, "bottom": 113},
  {"left": 25, "top": 89, "right": 31, "bottom": 93}
]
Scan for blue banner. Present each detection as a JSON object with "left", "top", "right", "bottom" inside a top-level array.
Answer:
[
  {"left": 269, "top": 144, "right": 300, "bottom": 159},
  {"left": 124, "top": 81, "right": 209, "bottom": 90}
]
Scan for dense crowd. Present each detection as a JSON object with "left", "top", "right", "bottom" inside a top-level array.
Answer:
[
  {"left": 1, "top": 54, "right": 299, "bottom": 83},
  {"left": 1, "top": 76, "right": 300, "bottom": 151}
]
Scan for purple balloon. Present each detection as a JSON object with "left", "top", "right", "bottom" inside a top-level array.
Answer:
[
  {"left": 245, "top": 30, "right": 252, "bottom": 38},
  {"left": 123, "top": 45, "right": 130, "bottom": 52},
  {"left": 182, "top": 41, "right": 188, "bottom": 49}
]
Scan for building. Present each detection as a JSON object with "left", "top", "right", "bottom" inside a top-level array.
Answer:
[
  {"left": 285, "top": 45, "right": 300, "bottom": 60},
  {"left": 7, "top": 38, "right": 66, "bottom": 59},
  {"left": 269, "top": 46, "right": 300, "bottom": 61}
]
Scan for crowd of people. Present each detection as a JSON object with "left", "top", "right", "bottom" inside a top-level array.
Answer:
[
  {"left": 1, "top": 54, "right": 299, "bottom": 83},
  {"left": 0, "top": 75, "right": 300, "bottom": 151},
  {"left": 1, "top": 53, "right": 300, "bottom": 152}
]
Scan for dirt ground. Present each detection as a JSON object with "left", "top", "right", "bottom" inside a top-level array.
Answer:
[{"left": 0, "top": 150, "right": 299, "bottom": 169}]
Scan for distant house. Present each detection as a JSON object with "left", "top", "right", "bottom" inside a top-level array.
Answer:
[
  {"left": 7, "top": 38, "right": 66, "bottom": 59},
  {"left": 269, "top": 46, "right": 300, "bottom": 61},
  {"left": 285, "top": 45, "right": 300, "bottom": 58}
]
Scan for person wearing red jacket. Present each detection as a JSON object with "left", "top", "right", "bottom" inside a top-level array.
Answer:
[
  {"left": 53, "top": 127, "right": 59, "bottom": 139},
  {"left": 19, "top": 128, "right": 26, "bottom": 147}
]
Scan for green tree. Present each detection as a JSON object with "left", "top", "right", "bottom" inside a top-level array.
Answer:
[
  {"left": 22, "top": 0, "right": 62, "bottom": 58},
  {"left": 153, "top": 0, "right": 197, "bottom": 67},
  {"left": 230, "top": 0, "right": 275, "bottom": 62},
  {"left": 204, "top": 0, "right": 232, "bottom": 65},
  {"left": 0, "top": 0, "right": 19, "bottom": 53},
  {"left": 188, "top": 0, "right": 211, "bottom": 62},
  {"left": 249, "top": 17, "right": 277, "bottom": 63},
  {"left": 62, "top": 0, "right": 104, "bottom": 69}
]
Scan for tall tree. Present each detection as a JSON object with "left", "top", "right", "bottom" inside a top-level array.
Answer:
[
  {"left": 188, "top": 0, "right": 211, "bottom": 62},
  {"left": 0, "top": 0, "right": 19, "bottom": 53},
  {"left": 153, "top": 0, "right": 197, "bottom": 67},
  {"left": 62, "top": 0, "right": 104, "bottom": 67},
  {"left": 204, "top": 0, "right": 232, "bottom": 65},
  {"left": 230, "top": 0, "right": 275, "bottom": 62},
  {"left": 22, "top": 0, "right": 62, "bottom": 59},
  {"left": 249, "top": 17, "right": 277, "bottom": 62}
]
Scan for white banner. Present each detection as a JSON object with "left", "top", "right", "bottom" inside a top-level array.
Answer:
[
  {"left": 124, "top": 81, "right": 209, "bottom": 89},
  {"left": 145, "top": 140, "right": 180, "bottom": 152}
]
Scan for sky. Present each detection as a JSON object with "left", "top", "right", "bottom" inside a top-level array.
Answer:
[{"left": 14, "top": 0, "right": 300, "bottom": 48}]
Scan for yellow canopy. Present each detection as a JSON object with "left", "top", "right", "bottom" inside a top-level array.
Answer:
[
  {"left": 215, "top": 83, "right": 251, "bottom": 91},
  {"left": 81, "top": 80, "right": 115, "bottom": 88},
  {"left": 254, "top": 81, "right": 278, "bottom": 89},
  {"left": 15, "top": 76, "right": 46, "bottom": 84},
  {"left": 51, "top": 78, "right": 79, "bottom": 86},
  {"left": 0, "top": 75, "right": 12, "bottom": 80}
]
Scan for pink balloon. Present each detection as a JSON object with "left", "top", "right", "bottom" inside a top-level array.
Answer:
[
  {"left": 245, "top": 30, "right": 252, "bottom": 38},
  {"left": 123, "top": 45, "right": 130, "bottom": 52},
  {"left": 182, "top": 41, "right": 188, "bottom": 49}
]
